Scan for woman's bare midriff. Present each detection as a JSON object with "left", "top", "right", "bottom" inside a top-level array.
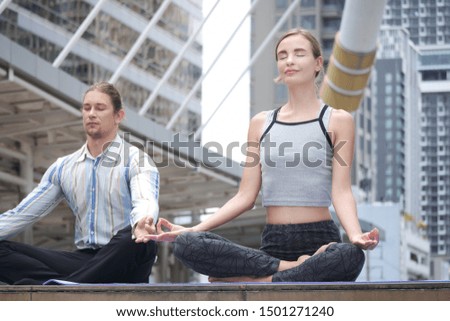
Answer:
[{"left": 266, "top": 206, "right": 332, "bottom": 225}]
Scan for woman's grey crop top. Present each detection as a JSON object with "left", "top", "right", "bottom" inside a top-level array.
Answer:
[{"left": 259, "top": 104, "right": 333, "bottom": 207}]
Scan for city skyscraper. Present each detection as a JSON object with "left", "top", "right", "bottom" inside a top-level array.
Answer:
[
  {"left": 382, "top": 0, "right": 450, "bottom": 46},
  {"left": 381, "top": 0, "right": 450, "bottom": 259},
  {"left": 419, "top": 46, "right": 450, "bottom": 258},
  {"left": 374, "top": 27, "right": 421, "bottom": 218}
]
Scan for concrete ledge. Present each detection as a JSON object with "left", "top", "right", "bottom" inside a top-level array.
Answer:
[{"left": 1, "top": 281, "right": 450, "bottom": 301}]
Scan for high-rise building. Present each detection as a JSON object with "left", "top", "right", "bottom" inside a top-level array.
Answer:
[
  {"left": 374, "top": 28, "right": 416, "bottom": 208},
  {"left": 374, "top": 28, "right": 422, "bottom": 219},
  {"left": 381, "top": 0, "right": 450, "bottom": 259},
  {"left": 373, "top": 57, "right": 405, "bottom": 203},
  {"left": 419, "top": 46, "right": 450, "bottom": 258},
  {"left": 382, "top": 0, "right": 450, "bottom": 46}
]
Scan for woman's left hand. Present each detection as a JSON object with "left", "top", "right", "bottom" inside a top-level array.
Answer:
[
  {"left": 135, "top": 218, "right": 190, "bottom": 243},
  {"left": 351, "top": 228, "right": 379, "bottom": 250}
]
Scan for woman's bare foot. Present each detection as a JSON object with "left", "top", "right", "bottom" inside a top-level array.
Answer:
[
  {"left": 277, "top": 242, "right": 337, "bottom": 272},
  {"left": 208, "top": 275, "right": 272, "bottom": 283}
]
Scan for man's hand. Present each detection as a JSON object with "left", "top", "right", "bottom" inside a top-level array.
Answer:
[
  {"left": 133, "top": 216, "right": 156, "bottom": 240},
  {"left": 136, "top": 218, "right": 190, "bottom": 243}
]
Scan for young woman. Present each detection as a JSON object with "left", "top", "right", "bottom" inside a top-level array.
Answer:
[{"left": 137, "top": 29, "right": 379, "bottom": 282}]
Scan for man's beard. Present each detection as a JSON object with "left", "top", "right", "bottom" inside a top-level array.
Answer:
[{"left": 85, "top": 128, "right": 103, "bottom": 139}]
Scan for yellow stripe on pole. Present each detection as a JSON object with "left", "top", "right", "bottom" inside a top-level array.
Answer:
[
  {"left": 320, "top": 77, "right": 364, "bottom": 112},
  {"left": 326, "top": 56, "right": 371, "bottom": 92},
  {"left": 332, "top": 33, "right": 377, "bottom": 70},
  {"left": 321, "top": 32, "right": 378, "bottom": 111}
]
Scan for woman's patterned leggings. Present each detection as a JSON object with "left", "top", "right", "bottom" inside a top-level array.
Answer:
[{"left": 173, "top": 220, "right": 365, "bottom": 282}]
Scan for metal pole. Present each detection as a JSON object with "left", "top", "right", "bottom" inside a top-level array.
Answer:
[
  {"left": 320, "top": 0, "right": 387, "bottom": 111},
  {"left": 20, "top": 143, "right": 34, "bottom": 244},
  {"left": 138, "top": 0, "right": 221, "bottom": 116},
  {"left": 53, "top": 0, "right": 108, "bottom": 68},
  {"left": 166, "top": 0, "right": 262, "bottom": 130},
  {"left": 0, "top": 146, "right": 27, "bottom": 161},
  {"left": 0, "top": 171, "right": 28, "bottom": 187},
  {"left": 194, "top": 0, "right": 301, "bottom": 140},
  {"left": 339, "top": 0, "right": 387, "bottom": 53},
  {"left": 109, "top": 0, "right": 172, "bottom": 84}
]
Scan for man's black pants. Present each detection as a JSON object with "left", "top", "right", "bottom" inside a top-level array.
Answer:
[{"left": 0, "top": 226, "right": 157, "bottom": 285}]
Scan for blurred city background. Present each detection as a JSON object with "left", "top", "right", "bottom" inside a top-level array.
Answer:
[{"left": 0, "top": 0, "right": 449, "bottom": 283}]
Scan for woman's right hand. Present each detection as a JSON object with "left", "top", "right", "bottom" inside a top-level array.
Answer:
[
  {"left": 350, "top": 228, "right": 379, "bottom": 250},
  {"left": 135, "top": 218, "right": 192, "bottom": 243}
]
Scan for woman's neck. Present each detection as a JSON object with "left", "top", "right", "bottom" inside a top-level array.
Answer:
[
  {"left": 284, "top": 84, "right": 321, "bottom": 113},
  {"left": 276, "top": 83, "right": 322, "bottom": 122},
  {"left": 284, "top": 91, "right": 322, "bottom": 113},
  {"left": 86, "top": 132, "right": 117, "bottom": 158}
]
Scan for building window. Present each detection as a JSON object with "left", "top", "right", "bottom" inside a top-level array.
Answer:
[
  {"left": 386, "top": 119, "right": 393, "bottom": 129},
  {"left": 422, "top": 70, "right": 448, "bottom": 81},
  {"left": 276, "top": 0, "right": 288, "bottom": 9},
  {"left": 300, "top": 15, "right": 316, "bottom": 29},
  {"left": 385, "top": 96, "right": 393, "bottom": 105},
  {"left": 385, "top": 72, "right": 393, "bottom": 83},
  {"left": 386, "top": 188, "right": 393, "bottom": 199},
  {"left": 386, "top": 177, "right": 393, "bottom": 186},
  {"left": 386, "top": 84, "right": 393, "bottom": 94},
  {"left": 301, "top": 0, "right": 316, "bottom": 8},
  {"left": 323, "top": 18, "right": 341, "bottom": 30},
  {"left": 386, "top": 131, "right": 393, "bottom": 140},
  {"left": 386, "top": 165, "right": 392, "bottom": 174}
]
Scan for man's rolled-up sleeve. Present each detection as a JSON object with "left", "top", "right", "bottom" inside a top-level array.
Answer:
[
  {"left": 128, "top": 152, "right": 160, "bottom": 228},
  {"left": 0, "top": 161, "right": 64, "bottom": 240}
]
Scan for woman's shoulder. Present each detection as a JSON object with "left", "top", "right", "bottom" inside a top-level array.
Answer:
[
  {"left": 252, "top": 110, "right": 269, "bottom": 121},
  {"left": 328, "top": 107, "right": 355, "bottom": 139},
  {"left": 329, "top": 107, "right": 352, "bottom": 121},
  {"left": 250, "top": 108, "right": 278, "bottom": 125},
  {"left": 248, "top": 109, "right": 277, "bottom": 140},
  {"left": 329, "top": 107, "right": 354, "bottom": 127}
]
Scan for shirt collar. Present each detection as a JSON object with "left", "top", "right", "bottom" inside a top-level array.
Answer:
[{"left": 76, "top": 134, "right": 123, "bottom": 163}]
